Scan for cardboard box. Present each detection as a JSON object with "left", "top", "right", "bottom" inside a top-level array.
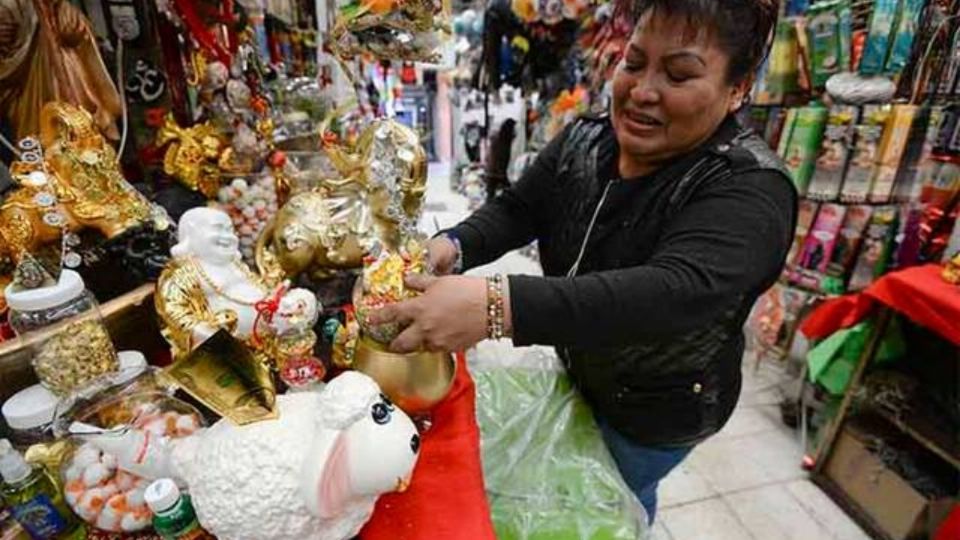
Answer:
[{"left": 825, "top": 425, "right": 956, "bottom": 539}]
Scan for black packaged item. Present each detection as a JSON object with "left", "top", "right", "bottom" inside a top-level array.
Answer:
[
  {"left": 847, "top": 205, "right": 898, "bottom": 291},
  {"left": 934, "top": 106, "right": 958, "bottom": 155},
  {"left": 893, "top": 106, "right": 943, "bottom": 202}
]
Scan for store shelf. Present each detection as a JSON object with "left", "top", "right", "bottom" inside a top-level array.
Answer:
[{"left": 873, "top": 407, "right": 960, "bottom": 471}]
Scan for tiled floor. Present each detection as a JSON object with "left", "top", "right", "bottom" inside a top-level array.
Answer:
[{"left": 424, "top": 162, "right": 870, "bottom": 540}]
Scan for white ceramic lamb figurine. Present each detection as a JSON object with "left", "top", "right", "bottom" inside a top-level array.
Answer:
[{"left": 79, "top": 372, "right": 421, "bottom": 540}]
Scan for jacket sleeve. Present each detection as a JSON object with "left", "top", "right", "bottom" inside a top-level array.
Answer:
[
  {"left": 447, "top": 124, "right": 570, "bottom": 269},
  {"left": 508, "top": 170, "right": 798, "bottom": 348}
]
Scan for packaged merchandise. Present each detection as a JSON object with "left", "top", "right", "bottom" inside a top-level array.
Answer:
[
  {"left": 943, "top": 217, "right": 960, "bottom": 262},
  {"left": 841, "top": 105, "right": 890, "bottom": 202},
  {"left": 847, "top": 206, "right": 899, "bottom": 291},
  {"left": 933, "top": 106, "right": 958, "bottom": 155},
  {"left": 789, "top": 200, "right": 822, "bottom": 267},
  {"left": 806, "top": 0, "right": 851, "bottom": 88},
  {"left": 891, "top": 202, "right": 925, "bottom": 268},
  {"left": 778, "top": 104, "right": 829, "bottom": 195},
  {"left": 869, "top": 104, "right": 918, "bottom": 203},
  {"left": 884, "top": 0, "right": 925, "bottom": 76},
  {"left": 755, "top": 20, "right": 800, "bottom": 104},
  {"left": 858, "top": 0, "right": 898, "bottom": 75},
  {"left": 764, "top": 107, "right": 790, "bottom": 150},
  {"left": 0, "top": 440, "right": 84, "bottom": 539},
  {"left": 893, "top": 106, "right": 944, "bottom": 202},
  {"left": 808, "top": 105, "right": 857, "bottom": 200},
  {"left": 827, "top": 205, "right": 873, "bottom": 281},
  {"left": 0, "top": 503, "right": 26, "bottom": 540},
  {"left": 749, "top": 284, "right": 787, "bottom": 351},
  {"left": 797, "top": 203, "right": 848, "bottom": 275}
]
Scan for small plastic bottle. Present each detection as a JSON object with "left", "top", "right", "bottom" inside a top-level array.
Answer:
[
  {"left": 144, "top": 479, "right": 213, "bottom": 540},
  {"left": 0, "top": 440, "right": 84, "bottom": 539}
]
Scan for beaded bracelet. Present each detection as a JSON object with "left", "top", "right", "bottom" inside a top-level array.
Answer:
[{"left": 486, "top": 274, "right": 505, "bottom": 340}]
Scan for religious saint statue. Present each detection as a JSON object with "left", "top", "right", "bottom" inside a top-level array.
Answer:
[{"left": 0, "top": 0, "right": 122, "bottom": 140}]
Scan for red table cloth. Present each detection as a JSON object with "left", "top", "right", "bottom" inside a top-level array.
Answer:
[
  {"left": 360, "top": 353, "right": 496, "bottom": 540},
  {"left": 800, "top": 264, "right": 960, "bottom": 346}
]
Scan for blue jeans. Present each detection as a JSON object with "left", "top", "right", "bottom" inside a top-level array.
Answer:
[{"left": 598, "top": 418, "right": 694, "bottom": 524}]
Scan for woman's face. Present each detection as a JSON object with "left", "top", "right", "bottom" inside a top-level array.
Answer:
[{"left": 611, "top": 11, "right": 749, "bottom": 175}]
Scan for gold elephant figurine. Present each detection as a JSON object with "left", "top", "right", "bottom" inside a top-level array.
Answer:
[
  {"left": 255, "top": 119, "right": 427, "bottom": 281},
  {"left": 0, "top": 103, "right": 158, "bottom": 269}
]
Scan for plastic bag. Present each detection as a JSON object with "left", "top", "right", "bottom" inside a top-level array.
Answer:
[{"left": 470, "top": 342, "right": 648, "bottom": 540}]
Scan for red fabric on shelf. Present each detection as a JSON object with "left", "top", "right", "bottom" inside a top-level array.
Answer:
[
  {"left": 935, "top": 505, "right": 960, "bottom": 540},
  {"left": 800, "top": 265, "right": 960, "bottom": 346},
  {"left": 360, "top": 353, "right": 496, "bottom": 540}
]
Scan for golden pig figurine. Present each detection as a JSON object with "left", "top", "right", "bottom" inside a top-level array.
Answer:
[{"left": 255, "top": 119, "right": 427, "bottom": 281}]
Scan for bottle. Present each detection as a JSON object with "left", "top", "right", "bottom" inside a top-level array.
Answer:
[
  {"left": 144, "top": 479, "right": 212, "bottom": 540},
  {"left": 0, "top": 440, "right": 84, "bottom": 539}
]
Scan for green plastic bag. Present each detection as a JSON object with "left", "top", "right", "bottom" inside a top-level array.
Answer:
[
  {"left": 806, "top": 318, "right": 905, "bottom": 395},
  {"left": 471, "top": 344, "right": 647, "bottom": 540}
]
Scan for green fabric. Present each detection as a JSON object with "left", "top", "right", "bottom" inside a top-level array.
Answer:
[
  {"left": 473, "top": 368, "right": 646, "bottom": 540},
  {"left": 806, "top": 318, "right": 905, "bottom": 395}
]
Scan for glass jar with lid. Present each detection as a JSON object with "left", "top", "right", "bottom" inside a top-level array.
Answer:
[{"left": 5, "top": 270, "right": 118, "bottom": 397}]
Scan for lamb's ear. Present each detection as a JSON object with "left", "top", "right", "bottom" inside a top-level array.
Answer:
[{"left": 314, "top": 431, "right": 352, "bottom": 519}]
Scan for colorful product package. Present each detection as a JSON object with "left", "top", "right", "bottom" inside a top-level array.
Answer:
[
  {"left": 869, "top": 104, "right": 918, "bottom": 203},
  {"left": 933, "top": 106, "right": 958, "bottom": 155},
  {"left": 764, "top": 107, "right": 790, "bottom": 149},
  {"left": 841, "top": 105, "right": 890, "bottom": 202},
  {"left": 891, "top": 202, "right": 925, "bottom": 268},
  {"left": 788, "top": 200, "right": 821, "bottom": 267},
  {"left": 858, "top": 0, "right": 899, "bottom": 76},
  {"left": 793, "top": 203, "right": 847, "bottom": 290},
  {"left": 884, "top": 0, "right": 925, "bottom": 76},
  {"left": 755, "top": 20, "right": 800, "bottom": 104},
  {"left": 778, "top": 104, "right": 829, "bottom": 195},
  {"left": 827, "top": 204, "right": 873, "bottom": 280},
  {"left": 847, "top": 205, "right": 899, "bottom": 291},
  {"left": 808, "top": 105, "right": 857, "bottom": 200},
  {"left": 943, "top": 216, "right": 960, "bottom": 262},
  {"left": 806, "top": 0, "right": 852, "bottom": 88},
  {"left": 893, "top": 106, "right": 944, "bottom": 202}
]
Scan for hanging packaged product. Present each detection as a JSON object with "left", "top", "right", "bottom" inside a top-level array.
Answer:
[
  {"left": 841, "top": 105, "right": 890, "bottom": 202},
  {"left": 788, "top": 200, "right": 821, "bottom": 268},
  {"left": 869, "top": 104, "right": 918, "bottom": 203},
  {"left": 777, "top": 104, "right": 829, "bottom": 195},
  {"left": 792, "top": 203, "right": 847, "bottom": 290},
  {"left": 754, "top": 20, "right": 800, "bottom": 104},
  {"left": 884, "top": 0, "right": 925, "bottom": 76},
  {"left": 826, "top": 205, "right": 874, "bottom": 283},
  {"left": 808, "top": 105, "right": 857, "bottom": 200},
  {"left": 4, "top": 270, "right": 118, "bottom": 398},
  {"left": 805, "top": 0, "right": 851, "bottom": 89},
  {"left": 891, "top": 202, "right": 926, "bottom": 268},
  {"left": 933, "top": 106, "right": 958, "bottom": 155},
  {"left": 328, "top": 0, "right": 452, "bottom": 63},
  {"left": 847, "top": 205, "right": 899, "bottom": 291},
  {"left": 858, "top": 0, "right": 898, "bottom": 75},
  {"left": 893, "top": 106, "right": 945, "bottom": 202},
  {"left": 0, "top": 440, "right": 85, "bottom": 540}
]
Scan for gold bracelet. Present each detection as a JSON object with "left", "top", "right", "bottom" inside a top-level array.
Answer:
[{"left": 486, "top": 275, "right": 505, "bottom": 340}]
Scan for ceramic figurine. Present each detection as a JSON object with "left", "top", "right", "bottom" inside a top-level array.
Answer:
[
  {"left": 155, "top": 207, "right": 320, "bottom": 386},
  {"left": 255, "top": 119, "right": 427, "bottom": 281},
  {"left": 75, "top": 371, "right": 421, "bottom": 540}
]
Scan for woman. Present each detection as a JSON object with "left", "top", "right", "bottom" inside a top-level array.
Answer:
[{"left": 369, "top": 0, "right": 795, "bottom": 523}]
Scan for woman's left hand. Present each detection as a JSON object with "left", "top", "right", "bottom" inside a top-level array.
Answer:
[{"left": 367, "top": 274, "right": 490, "bottom": 353}]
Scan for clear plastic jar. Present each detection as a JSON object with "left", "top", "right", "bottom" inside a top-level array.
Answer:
[{"left": 5, "top": 270, "right": 118, "bottom": 397}]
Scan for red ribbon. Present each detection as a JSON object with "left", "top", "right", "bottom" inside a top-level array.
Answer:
[
  {"left": 172, "top": 0, "right": 233, "bottom": 66},
  {"left": 252, "top": 283, "right": 290, "bottom": 346}
]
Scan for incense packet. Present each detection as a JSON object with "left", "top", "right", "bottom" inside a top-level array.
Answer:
[
  {"left": 827, "top": 204, "right": 873, "bottom": 280},
  {"left": 841, "top": 105, "right": 890, "bottom": 202},
  {"left": 794, "top": 203, "right": 847, "bottom": 287},
  {"left": 858, "top": 0, "right": 898, "bottom": 76},
  {"left": 808, "top": 105, "right": 857, "bottom": 200},
  {"left": 847, "top": 205, "right": 899, "bottom": 291},
  {"left": 788, "top": 200, "right": 821, "bottom": 268},
  {"left": 893, "top": 106, "right": 944, "bottom": 202},
  {"left": 806, "top": 0, "right": 850, "bottom": 88},
  {"left": 780, "top": 104, "right": 829, "bottom": 195},
  {"left": 869, "top": 104, "right": 918, "bottom": 203},
  {"left": 884, "top": 0, "right": 925, "bottom": 76}
]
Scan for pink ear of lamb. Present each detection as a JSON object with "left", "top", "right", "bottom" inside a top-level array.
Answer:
[{"left": 316, "top": 432, "right": 352, "bottom": 519}]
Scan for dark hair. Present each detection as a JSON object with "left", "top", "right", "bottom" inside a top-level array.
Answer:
[{"left": 624, "top": 0, "right": 779, "bottom": 84}]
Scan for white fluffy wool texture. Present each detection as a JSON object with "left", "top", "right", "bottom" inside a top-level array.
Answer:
[
  {"left": 315, "top": 371, "right": 381, "bottom": 430},
  {"left": 173, "top": 392, "right": 377, "bottom": 540}
]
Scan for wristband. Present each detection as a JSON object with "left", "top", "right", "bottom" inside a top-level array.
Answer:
[{"left": 438, "top": 232, "right": 464, "bottom": 275}]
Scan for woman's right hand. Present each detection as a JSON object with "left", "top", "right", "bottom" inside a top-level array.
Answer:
[{"left": 427, "top": 235, "right": 460, "bottom": 276}]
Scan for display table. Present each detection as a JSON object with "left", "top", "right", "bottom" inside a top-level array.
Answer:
[
  {"left": 799, "top": 264, "right": 960, "bottom": 346},
  {"left": 361, "top": 353, "right": 497, "bottom": 540}
]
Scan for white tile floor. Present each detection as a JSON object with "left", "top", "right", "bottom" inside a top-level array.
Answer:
[{"left": 423, "top": 162, "right": 870, "bottom": 540}]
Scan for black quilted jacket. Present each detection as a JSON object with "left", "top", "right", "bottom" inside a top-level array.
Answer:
[{"left": 450, "top": 115, "right": 797, "bottom": 446}]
